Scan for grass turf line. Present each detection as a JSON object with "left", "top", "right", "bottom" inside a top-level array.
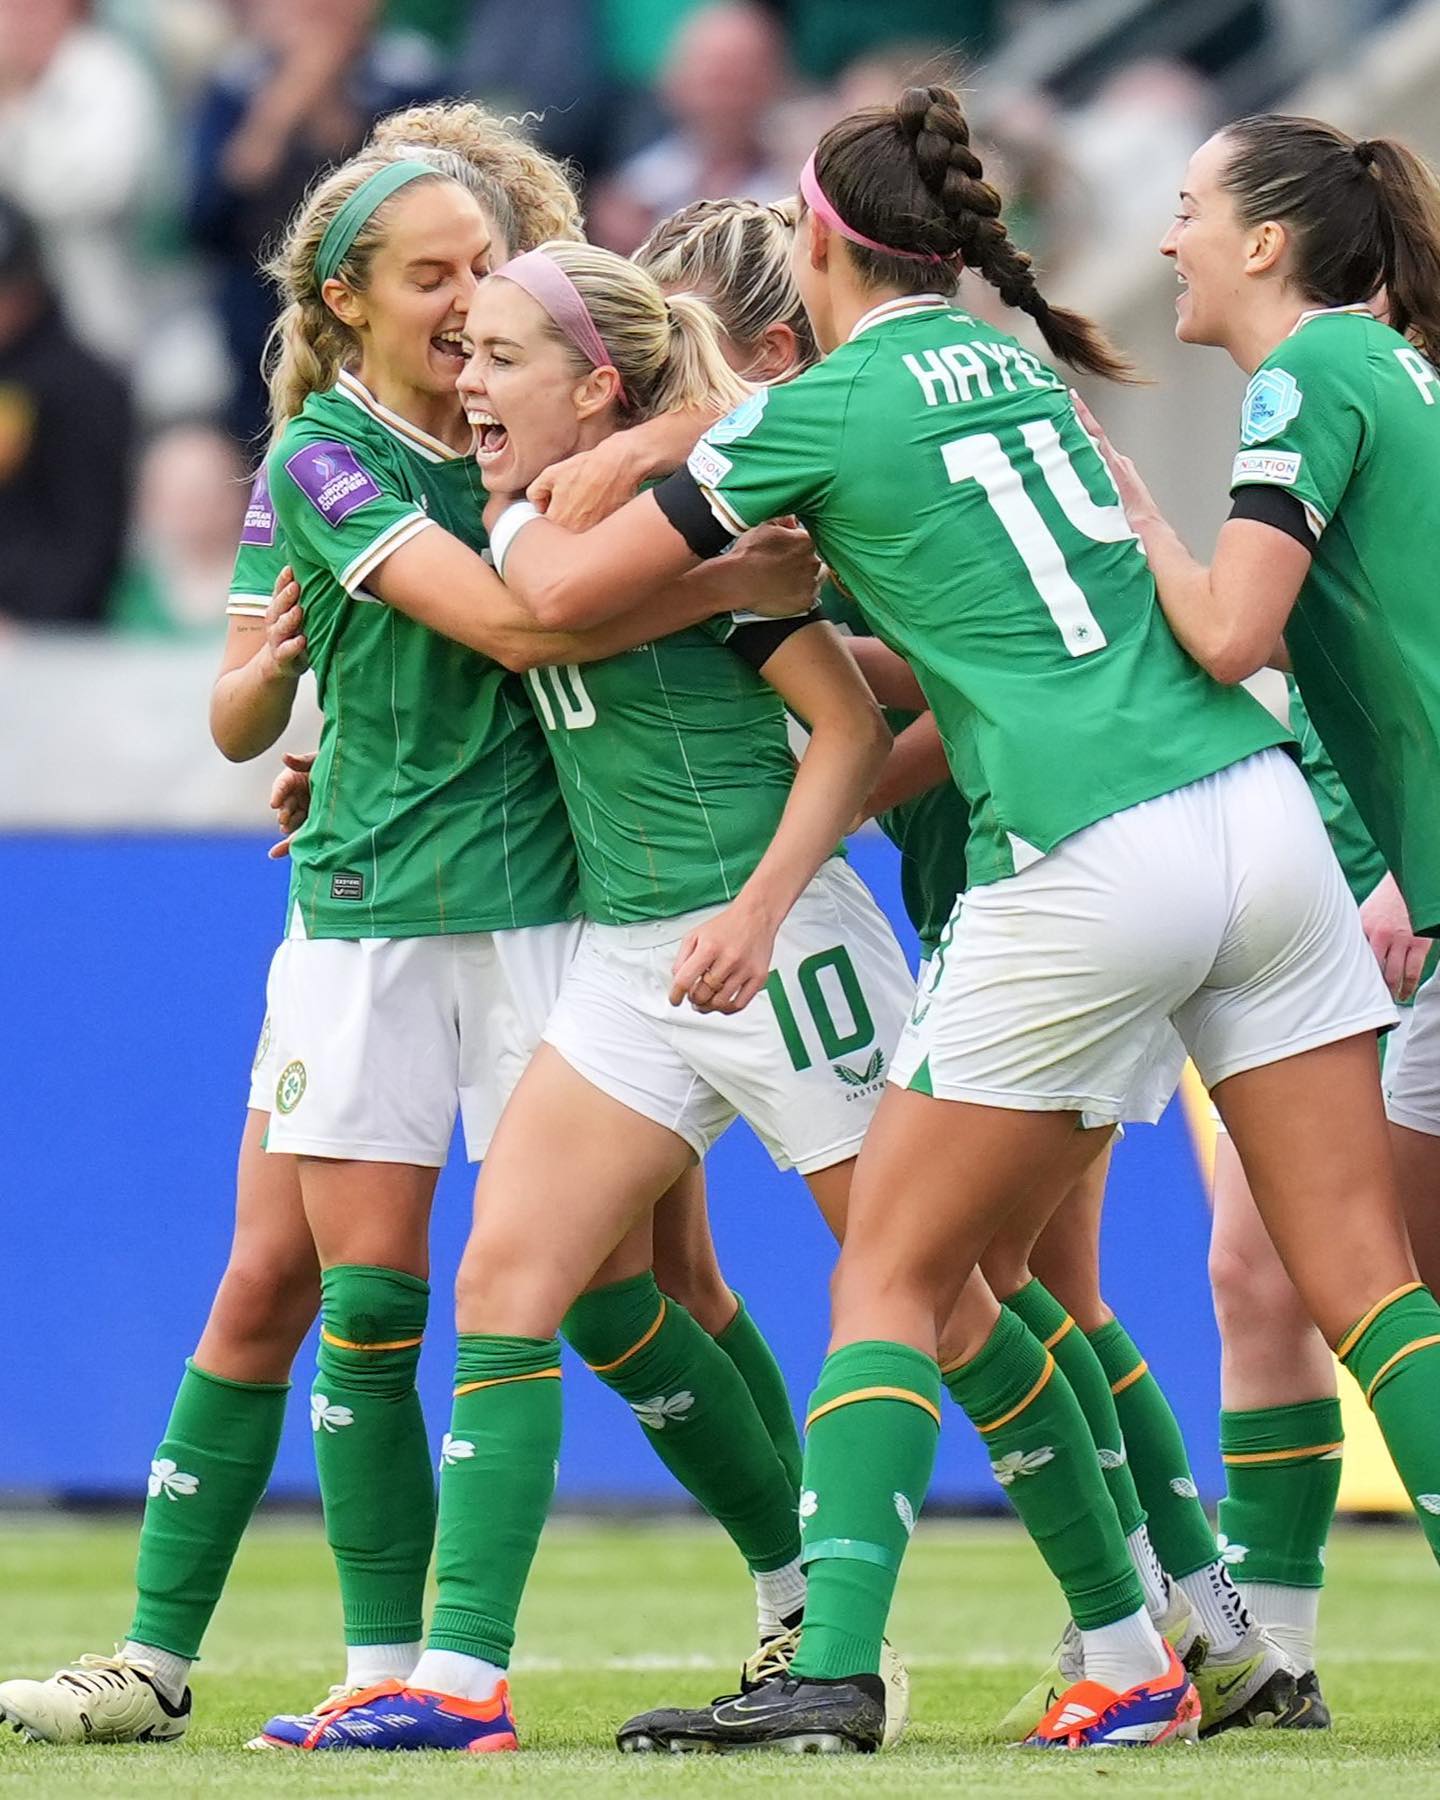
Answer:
[{"left": 2, "top": 1516, "right": 1438, "bottom": 1796}]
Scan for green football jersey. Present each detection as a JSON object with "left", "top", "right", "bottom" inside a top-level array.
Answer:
[
  {"left": 1230, "top": 307, "right": 1440, "bottom": 932},
  {"left": 227, "top": 464, "right": 285, "bottom": 618},
  {"left": 267, "top": 369, "right": 576, "bottom": 939},
  {"left": 523, "top": 616, "right": 802, "bottom": 924},
  {"left": 688, "top": 296, "right": 1289, "bottom": 886},
  {"left": 818, "top": 579, "right": 967, "bottom": 957},
  {"left": 1288, "top": 677, "right": 1385, "bottom": 905}
]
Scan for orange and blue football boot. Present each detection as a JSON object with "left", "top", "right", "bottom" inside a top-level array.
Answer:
[
  {"left": 253, "top": 1679, "right": 518, "bottom": 1752},
  {"left": 1024, "top": 1648, "right": 1200, "bottom": 1749}
]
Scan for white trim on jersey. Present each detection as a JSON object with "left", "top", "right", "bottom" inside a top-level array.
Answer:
[
  {"left": 848, "top": 294, "right": 952, "bottom": 341},
  {"left": 336, "top": 369, "right": 464, "bottom": 463},
  {"left": 226, "top": 591, "right": 273, "bottom": 617},
  {"left": 340, "top": 512, "right": 435, "bottom": 593}
]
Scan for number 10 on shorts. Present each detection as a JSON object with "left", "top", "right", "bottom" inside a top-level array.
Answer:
[{"left": 764, "top": 945, "right": 877, "bottom": 1072}]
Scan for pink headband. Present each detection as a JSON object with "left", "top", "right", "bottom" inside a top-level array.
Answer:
[
  {"left": 799, "top": 150, "right": 953, "bottom": 265},
  {"left": 492, "top": 249, "right": 627, "bottom": 402}
]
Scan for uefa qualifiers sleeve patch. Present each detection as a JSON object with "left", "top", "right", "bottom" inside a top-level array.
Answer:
[
  {"left": 1232, "top": 449, "right": 1302, "bottom": 486},
  {"left": 284, "top": 441, "right": 383, "bottom": 525},
  {"left": 241, "top": 468, "right": 277, "bottom": 545},
  {"left": 1240, "top": 367, "right": 1303, "bottom": 446}
]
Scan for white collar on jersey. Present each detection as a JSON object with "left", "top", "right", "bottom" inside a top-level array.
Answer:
[
  {"left": 847, "top": 294, "right": 953, "bottom": 341},
  {"left": 1289, "top": 303, "right": 1377, "bottom": 336},
  {"left": 334, "top": 368, "right": 465, "bottom": 463}
]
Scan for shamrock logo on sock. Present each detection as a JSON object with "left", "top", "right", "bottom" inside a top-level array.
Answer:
[
  {"left": 440, "top": 1433, "right": 476, "bottom": 1469},
  {"left": 311, "top": 1393, "right": 355, "bottom": 1434},
  {"left": 893, "top": 1492, "right": 916, "bottom": 1536},
  {"left": 1216, "top": 1532, "right": 1248, "bottom": 1565},
  {"left": 1417, "top": 1494, "right": 1440, "bottom": 1515},
  {"left": 148, "top": 1458, "right": 199, "bottom": 1501},
  {"left": 798, "top": 1489, "right": 818, "bottom": 1523},
  {"left": 990, "top": 1446, "right": 1055, "bottom": 1487},
  {"left": 1169, "top": 1476, "right": 1199, "bottom": 1499},
  {"left": 1097, "top": 1445, "right": 1127, "bottom": 1470},
  {"left": 632, "top": 1392, "right": 695, "bottom": 1430}
]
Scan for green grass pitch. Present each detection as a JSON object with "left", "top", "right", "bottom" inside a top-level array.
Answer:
[{"left": 2, "top": 1515, "right": 1438, "bottom": 1796}]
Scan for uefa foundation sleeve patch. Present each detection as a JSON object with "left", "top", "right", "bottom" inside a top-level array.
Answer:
[
  {"left": 285, "top": 441, "right": 383, "bottom": 525},
  {"left": 240, "top": 468, "right": 277, "bottom": 545}
]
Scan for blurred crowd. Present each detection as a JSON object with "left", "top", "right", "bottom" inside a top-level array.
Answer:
[{"left": 0, "top": 0, "right": 1407, "bottom": 636}]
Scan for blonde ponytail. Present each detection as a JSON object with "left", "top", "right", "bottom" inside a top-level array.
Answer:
[{"left": 532, "top": 241, "right": 749, "bottom": 421}]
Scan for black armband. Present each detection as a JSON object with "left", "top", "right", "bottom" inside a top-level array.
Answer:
[
  {"left": 653, "top": 467, "right": 738, "bottom": 560},
  {"left": 1228, "top": 484, "right": 1315, "bottom": 550},
  {"left": 727, "top": 609, "right": 821, "bottom": 671}
]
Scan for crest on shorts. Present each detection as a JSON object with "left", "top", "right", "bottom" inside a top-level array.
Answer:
[
  {"left": 275, "top": 1059, "right": 307, "bottom": 1115},
  {"left": 832, "top": 1046, "right": 886, "bottom": 1089},
  {"left": 1240, "top": 367, "right": 1302, "bottom": 445}
]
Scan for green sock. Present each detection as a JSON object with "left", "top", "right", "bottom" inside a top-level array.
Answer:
[
  {"left": 946, "top": 1309, "right": 1144, "bottom": 1629},
  {"left": 1338, "top": 1282, "right": 1440, "bottom": 1561},
  {"left": 427, "top": 1335, "right": 562, "bottom": 1665},
  {"left": 1087, "top": 1316, "right": 1219, "bottom": 1578},
  {"left": 1218, "top": 1398, "right": 1343, "bottom": 1586},
  {"left": 790, "top": 1341, "right": 940, "bottom": 1680},
  {"left": 313, "top": 1265, "right": 435, "bottom": 1646},
  {"left": 1005, "top": 1280, "right": 1145, "bottom": 1538},
  {"left": 564, "top": 1275, "right": 800, "bottom": 1572},
  {"left": 714, "top": 1292, "right": 803, "bottom": 1496},
  {"left": 127, "top": 1360, "right": 288, "bottom": 1660}
]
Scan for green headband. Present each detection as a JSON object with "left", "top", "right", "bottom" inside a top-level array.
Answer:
[{"left": 315, "top": 159, "right": 437, "bottom": 286}]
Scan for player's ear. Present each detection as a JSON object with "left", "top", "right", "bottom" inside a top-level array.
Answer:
[
  {"left": 805, "top": 208, "right": 830, "bottom": 272},
  {"left": 1245, "top": 219, "right": 1287, "bottom": 279},
  {"left": 572, "top": 364, "right": 622, "bottom": 421},
  {"left": 322, "top": 276, "right": 366, "bottom": 331},
  {"left": 750, "top": 321, "right": 800, "bottom": 382}
]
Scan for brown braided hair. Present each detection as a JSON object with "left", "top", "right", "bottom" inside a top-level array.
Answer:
[{"left": 812, "top": 84, "right": 1134, "bottom": 381}]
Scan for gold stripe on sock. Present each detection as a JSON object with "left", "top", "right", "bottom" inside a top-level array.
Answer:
[
  {"left": 453, "top": 1367, "right": 562, "bottom": 1398},
  {"left": 586, "top": 1299, "right": 667, "bottom": 1374},
  {"left": 976, "top": 1352, "right": 1056, "bottom": 1436},
  {"left": 1364, "top": 1334, "right": 1440, "bottom": 1406},
  {"left": 805, "top": 1385, "right": 942, "bottom": 1431},
  {"left": 1109, "top": 1359, "right": 1148, "bottom": 1397},
  {"left": 1222, "top": 1440, "right": 1345, "bottom": 1467},
  {"left": 1336, "top": 1282, "right": 1424, "bottom": 1360},
  {"left": 321, "top": 1329, "right": 423, "bottom": 1352},
  {"left": 1044, "top": 1317, "right": 1076, "bottom": 1351}
]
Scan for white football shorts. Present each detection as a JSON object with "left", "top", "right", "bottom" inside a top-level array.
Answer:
[
  {"left": 1384, "top": 971, "right": 1440, "bottom": 1135},
  {"left": 891, "top": 749, "right": 1396, "bottom": 1126},
  {"left": 247, "top": 945, "right": 282, "bottom": 1113},
  {"left": 543, "top": 858, "right": 915, "bottom": 1173},
  {"left": 264, "top": 917, "right": 583, "bottom": 1164}
]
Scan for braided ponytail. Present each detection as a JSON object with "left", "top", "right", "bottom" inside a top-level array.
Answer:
[{"left": 813, "top": 84, "right": 1134, "bottom": 382}]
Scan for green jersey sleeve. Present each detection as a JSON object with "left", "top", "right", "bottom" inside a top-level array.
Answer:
[
  {"left": 1229, "top": 320, "right": 1370, "bottom": 537},
  {"left": 267, "top": 431, "right": 434, "bottom": 596},
  {"left": 686, "top": 369, "right": 846, "bottom": 533},
  {"left": 227, "top": 467, "right": 286, "bottom": 617}
]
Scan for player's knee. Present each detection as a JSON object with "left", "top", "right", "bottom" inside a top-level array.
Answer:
[
  {"left": 653, "top": 1249, "right": 734, "bottom": 1337},
  {"left": 1209, "top": 1234, "right": 1310, "bottom": 1342},
  {"left": 317, "top": 1264, "right": 428, "bottom": 1396},
  {"left": 205, "top": 1253, "right": 320, "bottom": 1360}
]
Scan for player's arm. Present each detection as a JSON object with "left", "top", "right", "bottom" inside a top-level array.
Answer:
[
  {"left": 845, "top": 636, "right": 928, "bottom": 709},
  {"left": 858, "top": 712, "right": 951, "bottom": 823},
  {"left": 1075, "top": 397, "right": 1311, "bottom": 683},
  {"left": 209, "top": 586, "right": 308, "bottom": 762},
  {"left": 670, "top": 619, "right": 891, "bottom": 1014},
  {"left": 527, "top": 403, "right": 722, "bottom": 529}
]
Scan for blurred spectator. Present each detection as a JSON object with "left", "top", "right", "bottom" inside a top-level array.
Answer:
[
  {"left": 781, "top": 0, "right": 998, "bottom": 83},
  {"left": 1065, "top": 58, "right": 1215, "bottom": 250},
  {"left": 110, "top": 423, "right": 248, "bottom": 638},
  {"left": 454, "top": 0, "right": 611, "bottom": 174},
  {"left": 0, "top": 197, "right": 133, "bottom": 628},
  {"left": 0, "top": 0, "right": 164, "bottom": 366},
  {"left": 187, "top": 0, "right": 443, "bottom": 449},
  {"left": 589, "top": 3, "right": 794, "bottom": 254}
]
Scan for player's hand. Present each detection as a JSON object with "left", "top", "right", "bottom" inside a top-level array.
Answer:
[
  {"left": 1361, "top": 870, "right": 1431, "bottom": 1001},
  {"left": 268, "top": 751, "right": 315, "bottom": 860},
  {"left": 527, "top": 433, "right": 645, "bottom": 530},
  {"left": 264, "top": 567, "right": 307, "bottom": 679},
  {"left": 726, "top": 523, "right": 822, "bottom": 619},
  {"left": 1072, "top": 393, "right": 1162, "bottom": 528},
  {"left": 669, "top": 899, "right": 779, "bottom": 1015}
]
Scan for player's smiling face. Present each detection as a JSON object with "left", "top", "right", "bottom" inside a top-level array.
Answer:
[
  {"left": 1161, "top": 133, "right": 1268, "bottom": 349},
  {"left": 334, "top": 181, "right": 503, "bottom": 406},
  {"left": 459, "top": 277, "right": 622, "bottom": 491}
]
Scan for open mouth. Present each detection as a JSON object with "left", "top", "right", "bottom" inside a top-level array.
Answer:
[
  {"left": 432, "top": 329, "right": 468, "bottom": 366},
  {"left": 466, "top": 406, "right": 510, "bottom": 462}
]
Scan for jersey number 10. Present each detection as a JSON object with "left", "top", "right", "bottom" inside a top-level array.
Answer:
[
  {"left": 527, "top": 664, "right": 597, "bottom": 730},
  {"left": 942, "top": 419, "right": 1136, "bottom": 657}
]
